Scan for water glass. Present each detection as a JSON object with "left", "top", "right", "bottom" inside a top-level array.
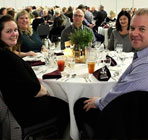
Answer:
[
  {"left": 115, "top": 44, "right": 123, "bottom": 53},
  {"left": 50, "top": 43, "right": 55, "bottom": 51},
  {"left": 66, "top": 57, "right": 75, "bottom": 75},
  {"left": 94, "top": 41, "right": 101, "bottom": 49}
]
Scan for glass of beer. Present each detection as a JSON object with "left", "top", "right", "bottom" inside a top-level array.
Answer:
[
  {"left": 86, "top": 48, "right": 97, "bottom": 74},
  {"left": 87, "top": 60, "right": 96, "bottom": 74},
  {"left": 57, "top": 56, "right": 65, "bottom": 71}
]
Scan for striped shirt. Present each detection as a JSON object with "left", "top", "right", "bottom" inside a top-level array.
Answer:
[{"left": 95, "top": 47, "right": 148, "bottom": 110}]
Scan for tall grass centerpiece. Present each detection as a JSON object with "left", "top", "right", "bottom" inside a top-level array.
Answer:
[
  {"left": 69, "top": 28, "right": 94, "bottom": 63},
  {"left": 69, "top": 28, "right": 93, "bottom": 50}
]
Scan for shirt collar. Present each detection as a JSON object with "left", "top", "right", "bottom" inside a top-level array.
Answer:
[
  {"left": 72, "top": 24, "right": 84, "bottom": 30},
  {"left": 136, "top": 47, "right": 148, "bottom": 59}
]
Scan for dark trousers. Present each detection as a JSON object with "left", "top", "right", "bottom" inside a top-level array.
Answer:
[
  {"left": 15, "top": 96, "right": 70, "bottom": 139},
  {"left": 74, "top": 97, "right": 101, "bottom": 140}
]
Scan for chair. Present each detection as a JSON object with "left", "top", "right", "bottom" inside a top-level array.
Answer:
[
  {"left": 0, "top": 91, "right": 58, "bottom": 140},
  {"left": 37, "top": 23, "right": 51, "bottom": 40},
  {"left": 0, "top": 91, "right": 22, "bottom": 140},
  {"left": 108, "top": 26, "right": 114, "bottom": 39}
]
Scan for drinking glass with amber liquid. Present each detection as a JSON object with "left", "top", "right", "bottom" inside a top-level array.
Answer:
[{"left": 88, "top": 61, "right": 96, "bottom": 74}]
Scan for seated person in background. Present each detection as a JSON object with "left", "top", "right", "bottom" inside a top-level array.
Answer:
[
  {"left": 77, "top": 5, "right": 104, "bottom": 44},
  {"left": 15, "top": 10, "right": 47, "bottom": 53},
  {"left": 42, "top": 8, "right": 54, "bottom": 25},
  {"left": 64, "top": 6, "right": 73, "bottom": 22},
  {"left": 0, "top": 15, "right": 69, "bottom": 139},
  {"left": 7, "top": 9, "right": 16, "bottom": 19},
  {"left": 108, "top": 10, "right": 134, "bottom": 52},
  {"left": 61, "top": 9, "right": 95, "bottom": 50},
  {"left": 0, "top": 7, "right": 7, "bottom": 16},
  {"left": 106, "top": 10, "right": 116, "bottom": 23},
  {"left": 49, "top": 8, "right": 71, "bottom": 43},
  {"left": 77, "top": 4, "right": 94, "bottom": 29},
  {"left": 93, "top": 5, "right": 107, "bottom": 31},
  {"left": 74, "top": 8, "right": 148, "bottom": 139},
  {"left": 101, "top": 10, "right": 116, "bottom": 27},
  {"left": 32, "top": 10, "right": 44, "bottom": 32}
]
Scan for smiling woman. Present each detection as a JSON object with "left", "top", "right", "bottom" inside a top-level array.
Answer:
[
  {"left": 15, "top": 10, "right": 47, "bottom": 53},
  {"left": 1, "top": 16, "right": 19, "bottom": 48},
  {"left": 108, "top": 10, "right": 134, "bottom": 52},
  {"left": 0, "top": 15, "right": 69, "bottom": 139}
]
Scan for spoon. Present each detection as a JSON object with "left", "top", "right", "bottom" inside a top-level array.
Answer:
[{"left": 71, "top": 74, "right": 77, "bottom": 78}]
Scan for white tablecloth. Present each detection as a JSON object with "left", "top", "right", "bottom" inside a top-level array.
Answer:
[
  {"left": 42, "top": 80, "right": 116, "bottom": 140},
  {"left": 98, "top": 26, "right": 109, "bottom": 48},
  {"left": 24, "top": 51, "right": 133, "bottom": 140}
]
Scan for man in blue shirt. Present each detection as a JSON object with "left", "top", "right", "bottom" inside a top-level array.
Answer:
[{"left": 74, "top": 8, "right": 148, "bottom": 139}]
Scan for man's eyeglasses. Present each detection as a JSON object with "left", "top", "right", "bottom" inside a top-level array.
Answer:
[{"left": 74, "top": 14, "right": 83, "bottom": 18}]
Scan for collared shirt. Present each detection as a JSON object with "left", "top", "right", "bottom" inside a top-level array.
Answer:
[
  {"left": 95, "top": 47, "right": 148, "bottom": 110},
  {"left": 61, "top": 24, "right": 95, "bottom": 50}
]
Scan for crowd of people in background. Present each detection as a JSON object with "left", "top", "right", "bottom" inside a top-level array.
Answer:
[
  {"left": 2, "top": 3, "right": 148, "bottom": 140},
  {"left": 0, "top": 5, "right": 137, "bottom": 53}
]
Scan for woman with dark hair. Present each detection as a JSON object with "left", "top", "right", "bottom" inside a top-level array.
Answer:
[
  {"left": 108, "top": 10, "right": 134, "bottom": 52},
  {"left": 0, "top": 7, "right": 7, "bottom": 16},
  {"left": 0, "top": 14, "right": 69, "bottom": 139}
]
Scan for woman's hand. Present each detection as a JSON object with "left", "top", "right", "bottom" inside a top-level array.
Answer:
[
  {"left": 41, "top": 45, "right": 48, "bottom": 52},
  {"left": 26, "top": 51, "right": 37, "bottom": 56},
  {"left": 83, "top": 97, "right": 100, "bottom": 112},
  {"left": 35, "top": 84, "right": 50, "bottom": 97},
  {"left": 14, "top": 50, "right": 36, "bottom": 57}
]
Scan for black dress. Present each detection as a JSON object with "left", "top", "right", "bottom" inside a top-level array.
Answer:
[{"left": 0, "top": 48, "right": 69, "bottom": 137}]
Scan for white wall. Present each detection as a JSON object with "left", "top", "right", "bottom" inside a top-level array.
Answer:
[{"left": 0, "top": 0, "right": 148, "bottom": 15}]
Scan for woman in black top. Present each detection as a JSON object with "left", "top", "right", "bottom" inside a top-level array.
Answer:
[{"left": 0, "top": 15, "right": 69, "bottom": 138}]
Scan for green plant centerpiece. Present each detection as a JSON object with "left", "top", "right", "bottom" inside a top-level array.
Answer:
[{"left": 69, "top": 28, "right": 93, "bottom": 63}]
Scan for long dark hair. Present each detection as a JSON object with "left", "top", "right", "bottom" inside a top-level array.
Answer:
[
  {"left": 116, "top": 10, "right": 131, "bottom": 31},
  {"left": 0, "top": 14, "right": 20, "bottom": 51}
]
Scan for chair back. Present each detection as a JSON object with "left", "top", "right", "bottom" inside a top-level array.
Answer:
[
  {"left": 97, "top": 91, "right": 148, "bottom": 139},
  {"left": 37, "top": 23, "right": 51, "bottom": 39},
  {"left": 0, "top": 91, "right": 22, "bottom": 140}
]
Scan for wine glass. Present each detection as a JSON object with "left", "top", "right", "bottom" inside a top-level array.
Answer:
[
  {"left": 67, "top": 57, "right": 75, "bottom": 75},
  {"left": 115, "top": 44, "right": 123, "bottom": 67},
  {"left": 103, "top": 57, "right": 111, "bottom": 68}
]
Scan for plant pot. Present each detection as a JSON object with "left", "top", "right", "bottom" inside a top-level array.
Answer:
[{"left": 73, "top": 48, "right": 86, "bottom": 63}]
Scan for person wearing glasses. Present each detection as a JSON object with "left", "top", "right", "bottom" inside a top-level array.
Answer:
[{"left": 61, "top": 9, "right": 95, "bottom": 50}]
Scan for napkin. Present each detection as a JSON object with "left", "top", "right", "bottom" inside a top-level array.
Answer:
[
  {"left": 93, "top": 66, "right": 111, "bottom": 81},
  {"left": 26, "top": 60, "right": 45, "bottom": 66},
  {"left": 54, "top": 52, "right": 64, "bottom": 56},
  {"left": 106, "top": 55, "right": 117, "bottom": 66},
  {"left": 42, "top": 70, "right": 62, "bottom": 79}
]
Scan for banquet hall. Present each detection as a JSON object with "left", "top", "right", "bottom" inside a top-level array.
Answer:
[{"left": 1, "top": 0, "right": 148, "bottom": 140}]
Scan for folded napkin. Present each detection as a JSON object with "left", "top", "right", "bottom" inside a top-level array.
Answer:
[
  {"left": 42, "top": 70, "right": 62, "bottom": 79},
  {"left": 26, "top": 60, "right": 45, "bottom": 66},
  {"left": 93, "top": 66, "right": 111, "bottom": 81},
  {"left": 106, "top": 55, "right": 117, "bottom": 66},
  {"left": 54, "top": 52, "right": 64, "bottom": 56}
]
